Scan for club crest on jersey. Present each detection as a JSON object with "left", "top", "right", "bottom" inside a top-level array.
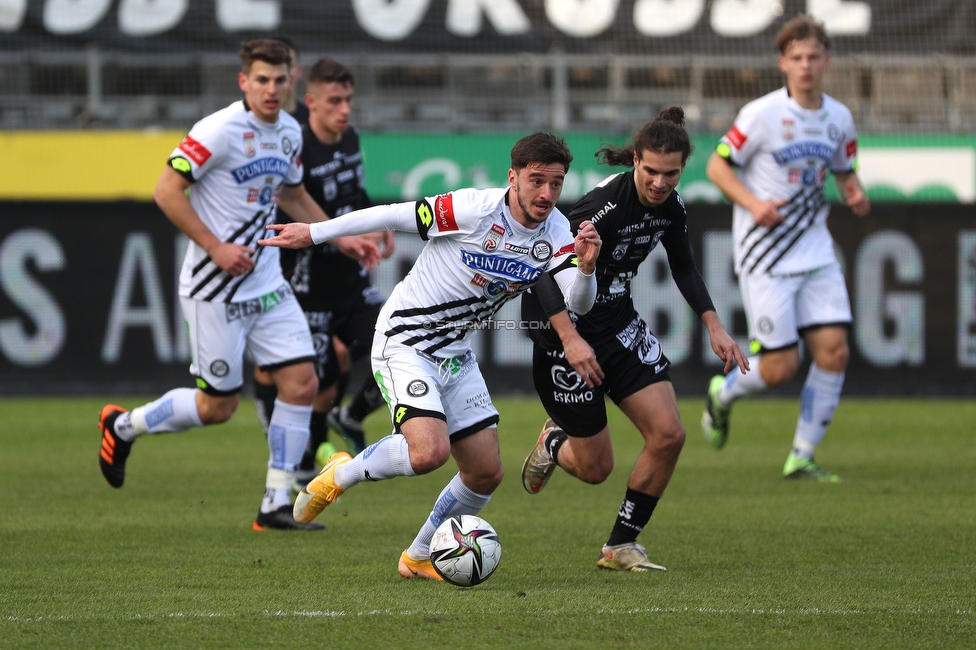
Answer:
[
  {"left": 282, "top": 137, "right": 293, "bottom": 155},
  {"left": 531, "top": 240, "right": 553, "bottom": 262},
  {"left": 829, "top": 124, "right": 842, "bottom": 142},
  {"left": 611, "top": 242, "right": 629, "bottom": 260},
  {"left": 406, "top": 380, "right": 429, "bottom": 397},
  {"left": 483, "top": 223, "right": 504, "bottom": 252},
  {"left": 243, "top": 131, "right": 256, "bottom": 158},
  {"left": 782, "top": 119, "right": 795, "bottom": 141}
]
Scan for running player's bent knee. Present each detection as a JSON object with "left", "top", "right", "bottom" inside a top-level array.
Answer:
[
  {"left": 650, "top": 425, "right": 685, "bottom": 458},
  {"left": 409, "top": 441, "right": 452, "bottom": 475},
  {"left": 198, "top": 394, "right": 238, "bottom": 424}
]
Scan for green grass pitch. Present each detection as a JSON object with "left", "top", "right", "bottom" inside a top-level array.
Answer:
[{"left": 1, "top": 395, "right": 974, "bottom": 648}]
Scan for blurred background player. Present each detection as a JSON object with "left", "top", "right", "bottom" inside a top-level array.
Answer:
[
  {"left": 260, "top": 132, "right": 601, "bottom": 580},
  {"left": 520, "top": 109, "right": 747, "bottom": 572},
  {"left": 700, "top": 15, "right": 871, "bottom": 481},
  {"left": 252, "top": 55, "right": 394, "bottom": 490},
  {"left": 96, "top": 39, "right": 380, "bottom": 531}
]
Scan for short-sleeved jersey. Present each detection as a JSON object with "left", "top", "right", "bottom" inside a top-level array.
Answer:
[
  {"left": 281, "top": 126, "right": 372, "bottom": 308},
  {"left": 522, "top": 171, "right": 713, "bottom": 348},
  {"left": 167, "top": 100, "right": 304, "bottom": 302},
  {"left": 377, "top": 187, "right": 578, "bottom": 359},
  {"left": 718, "top": 87, "right": 858, "bottom": 276}
]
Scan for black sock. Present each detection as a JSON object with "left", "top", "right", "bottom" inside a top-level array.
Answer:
[
  {"left": 254, "top": 381, "right": 277, "bottom": 434},
  {"left": 299, "top": 410, "right": 328, "bottom": 471},
  {"left": 606, "top": 488, "right": 659, "bottom": 547},
  {"left": 544, "top": 427, "right": 568, "bottom": 466},
  {"left": 347, "top": 377, "right": 383, "bottom": 422}
]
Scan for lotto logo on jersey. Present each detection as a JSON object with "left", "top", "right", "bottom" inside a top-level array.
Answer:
[
  {"left": 434, "top": 194, "right": 458, "bottom": 232},
  {"left": 178, "top": 136, "right": 212, "bottom": 166},
  {"left": 726, "top": 125, "right": 747, "bottom": 149}
]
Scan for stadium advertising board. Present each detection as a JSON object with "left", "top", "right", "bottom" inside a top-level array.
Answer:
[
  {"left": 3, "top": 132, "right": 974, "bottom": 204},
  {"left": 1, "top": 201, "right": 973, "bottom": 395},
  {"left": 2, "top": 0, "right": 972, "bottom": 55}
]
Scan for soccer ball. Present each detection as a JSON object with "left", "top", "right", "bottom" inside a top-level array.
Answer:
[{"left": 429, "top": 515, "right": 501, "bottom": 586}]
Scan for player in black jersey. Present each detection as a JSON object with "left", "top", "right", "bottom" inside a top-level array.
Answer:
[
  {"left": 253, "top": 57, "right": 393, "bottom": 486},
  {"left": 520, "top": 108, "right": 748, "bottom": 572}
]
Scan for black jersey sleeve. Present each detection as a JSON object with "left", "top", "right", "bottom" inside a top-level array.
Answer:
[
  {"left": 533, "top": 272, "right": 568, "bottom": 318},
  {"left": 662, "top": 195, "right": 715, "bottom": 317}
]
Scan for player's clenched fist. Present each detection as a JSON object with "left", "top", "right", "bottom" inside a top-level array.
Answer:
[{"left": 574, "top": 220, "right": 601, "bottom": 275}]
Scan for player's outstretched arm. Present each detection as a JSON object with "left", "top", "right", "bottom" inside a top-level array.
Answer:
[
  {"left": 260, "top": 222, "right": 313, "bottom": 249},
  {"left": 706, "top": 152, "right": 785, "bottom": 227},
  {"left": 701, "top": 310, "right": 749, "bottom": 375},
  {"left": 154, "top": 166, "right": 255, "bottom": 276}
]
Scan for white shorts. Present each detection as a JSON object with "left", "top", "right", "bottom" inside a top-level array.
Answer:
[
  {"left": 370, "top": 336, "right": 500, "bottom": 440},
  {"left": 181, "top": 285, "right": 315, "bottom": 394},
  {"left": 739, "top": 262, "right": 852, "bottom": 353}
]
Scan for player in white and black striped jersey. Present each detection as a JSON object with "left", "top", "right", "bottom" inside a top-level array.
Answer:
[
  {"left": 701, "top": 15, "right": 871, "bottom": 482},
  {"left": 260, "top": 132, "right": 603, "bottom": 580},
  {"left": 95, "top": 39, "right": 380, "bottom": 532}
]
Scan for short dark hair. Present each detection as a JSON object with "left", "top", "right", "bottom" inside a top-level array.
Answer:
[
  {"left": 775, "top": 14, "right": 830, "bottom": 54},
  {"left": 239, "top": 39, "right": 291, "bottom": 74},
  {"left": 596, "top": 107, "right": 693, "bottom": 166},
  {"left": 306, "top": 57, "right": 354, "bottom": 87},
  {"left": 510, "top": 132, "right": 573, "bottom": 173}
]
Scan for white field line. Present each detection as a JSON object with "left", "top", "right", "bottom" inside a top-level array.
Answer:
[{"left": 5, "top": 607, "right": 973, "bottom": 623}]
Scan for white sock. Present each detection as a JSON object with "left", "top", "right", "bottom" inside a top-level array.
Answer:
[
  {"left": 267, "top": 399, "right": 312, "bottom": 473},
  {"left": 335, "top": 434, "right": 415, "bottom": 490},
  {"left": 118, "top": 388, "right": 203, "bottom": 440},
  {"left": 719, "top": 356, "right": 767, "bottom": 405},
  {"left": 406, "top": 473, "right": 492, "bottom": 560},
  {"left": 261, "top": 468, "right": 293, "bottom": 513},
  {"left": 792, "top": 365, "right": 845, "bottom": 459}
]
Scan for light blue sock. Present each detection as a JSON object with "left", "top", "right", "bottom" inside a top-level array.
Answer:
[
  {"left": 336, "top": 434, "right": 415, "bottom": 490},
  {"left": 406, "top": 473, "right": 492, "bottom": 560},
  {"left": 267, "top": 399, "right": 312, "bottom": 473},
  {"left": 719, "top": 356, "right": 767, "bottom": 405},
  {"left": 792, "top": 365, "right": 845, "bottom": 459},
  {"left": 122, "top": 388, "right": 203, "bottom": 440}
]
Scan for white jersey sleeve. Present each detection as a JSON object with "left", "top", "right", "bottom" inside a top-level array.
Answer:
[
  {"left": 830, "top": 106, "right": 858, "bottom": 174},
  {"left": 720, "top": 97, "right": 767, "bottom": 169},
  {"left": 169, "top": 112, "right": 229, "bottom": 181},
  {"left": 414, "top": 188, "right": 489, "bottom": 241},
  {"left": 285, "top": 135, "right": 304, "bottom": 186}
]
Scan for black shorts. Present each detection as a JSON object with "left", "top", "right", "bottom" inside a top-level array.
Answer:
[
  {"left": 532, "top": 315, "right": 671, "bottom": 437},
  {"left": 302, "top": 286, "right": 384, "bottom": 387}
]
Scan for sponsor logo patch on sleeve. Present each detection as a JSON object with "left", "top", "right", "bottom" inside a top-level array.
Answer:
[
  {"left": 555, "top": 243, "right": 575, "bottom": 257},
  {"left": 434, "top": 193, "right": 458, "bottom": 232},
  {"left": 178, "top": 135, "right": 212, "bottom": 166},
  {"left": 726, "top": 125, "right": 747, "bottom": 149},
  {"left": 845, "top": 139, "right": 857, "bottom": 158},
  {"left": 415, "top": 199, "right": 434, "bottom": 240}
]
